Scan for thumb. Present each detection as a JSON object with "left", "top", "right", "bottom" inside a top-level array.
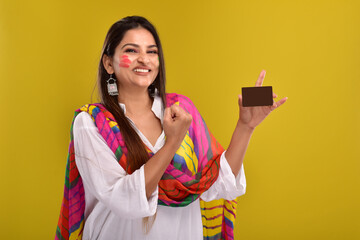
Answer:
[
  {"left": 164, "top": 107, "right": 172, "bottom": 121},
  {"left": 238, "top": 94, "right": 243, "bottom": 107}
]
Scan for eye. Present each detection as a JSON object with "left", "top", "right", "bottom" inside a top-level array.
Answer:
[
  {"left": 125, "top": 48, "right": 137, "bottom": 53},
  {"left": 148, "top": 50, "right": 158, "bottom": 54}
]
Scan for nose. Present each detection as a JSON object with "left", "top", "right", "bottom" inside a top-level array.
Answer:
[{"left": 137, "top": 52, "right": 150, "bottom": 65}]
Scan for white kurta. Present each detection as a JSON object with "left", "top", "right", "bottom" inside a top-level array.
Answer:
[{"left": 73, "top": 96, "right": 246, "bottom": 240}]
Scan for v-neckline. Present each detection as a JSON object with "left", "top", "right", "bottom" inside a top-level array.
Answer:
[
  {"left": 138, "top": 129, "right": 165, "bottom": 152},
  {"left": 125, "top": 116, "right": 165, "bottom": 152}
]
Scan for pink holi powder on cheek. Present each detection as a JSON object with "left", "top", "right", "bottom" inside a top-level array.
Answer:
[{"left": 119, "top": 55, "right": 131, "bottom": 68}]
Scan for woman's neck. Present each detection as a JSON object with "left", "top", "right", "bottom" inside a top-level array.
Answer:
[{"left": 117, "top": 88, "right": 152, "bottom": 118}]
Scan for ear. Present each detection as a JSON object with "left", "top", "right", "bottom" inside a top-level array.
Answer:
[{"left": 102, "top": 54, "right": 114, "bottom": 75}]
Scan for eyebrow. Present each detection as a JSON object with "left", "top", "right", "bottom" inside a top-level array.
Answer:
[{"left": 121, "top": 43, "right": 158, "bottom": 49}]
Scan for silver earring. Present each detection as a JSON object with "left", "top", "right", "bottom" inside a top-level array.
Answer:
[{"left": 107, "top": 74, "right": 119, "bottom": 96}]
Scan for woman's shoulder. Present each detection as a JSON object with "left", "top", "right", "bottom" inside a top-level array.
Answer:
[
  {"left": 76, "top": 103, "right": 106, "bottom": 114},
  {"left": 75, "top": 103, "right": 113, "bottom": 119},
  {"left": 73, "top": 111, "right": 96, "bottom": 130},
  {"left": 72, "top": 103, "right": 107, "bottom": 129}
]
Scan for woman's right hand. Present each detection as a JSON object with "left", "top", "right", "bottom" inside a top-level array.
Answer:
[{"left": 163, "top": 104, "right": 193, "bottom": 149}]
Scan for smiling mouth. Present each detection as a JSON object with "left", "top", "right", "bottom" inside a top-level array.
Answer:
[{"left": 133, "top": 68, "right": 151, "bottom": 73}]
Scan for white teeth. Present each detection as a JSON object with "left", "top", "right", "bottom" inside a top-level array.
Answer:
[{"left": 134, "top": 69, "right": 150, "bottom": 73}]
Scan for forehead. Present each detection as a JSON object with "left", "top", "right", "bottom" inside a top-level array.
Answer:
[{"left": 119, "top": 27, "right": 156, "bottom": 47}]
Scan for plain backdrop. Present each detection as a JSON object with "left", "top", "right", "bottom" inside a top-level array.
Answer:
[{"left": 0, "top": 0, "right": 359, "bottom": 239}]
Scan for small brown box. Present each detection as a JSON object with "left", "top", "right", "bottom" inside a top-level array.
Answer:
[{"left": 242, "top": 86, "right": 273, "bottom": 107}]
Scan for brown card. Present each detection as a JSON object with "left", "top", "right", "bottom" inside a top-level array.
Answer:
[{"left": 242, "top": 86, "right": 273, "bottom": 107}]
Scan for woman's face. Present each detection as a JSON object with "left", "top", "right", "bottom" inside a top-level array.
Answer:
[{"left": 111, "top": 27, "right": 159, "bottom": 92}]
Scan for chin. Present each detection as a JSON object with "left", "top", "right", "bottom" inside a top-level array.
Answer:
[{"left": 132, "top": 80, "right": 154, "bottom": 90}]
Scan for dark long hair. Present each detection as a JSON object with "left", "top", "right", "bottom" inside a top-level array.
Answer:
[
  {"left": 98, "top": 16, "right": 166, "bottom": 173},
  {"left": 97, "top": 16, "right": 165, "bottom": 232}
]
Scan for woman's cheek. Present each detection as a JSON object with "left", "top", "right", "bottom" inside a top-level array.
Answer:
[
  {"left": 119, "top": 54, "right": 131, "bottom": 68},
  {"left": 155, "top": 56, "right": 160, "bottom": 68}
]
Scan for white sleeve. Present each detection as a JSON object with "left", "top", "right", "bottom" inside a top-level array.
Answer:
[
  {"left": 73, "top": 112, "right": 158, "bottom": 219},
  {"left": 200, "top": 151, "right": 246, "bottom": 201}
]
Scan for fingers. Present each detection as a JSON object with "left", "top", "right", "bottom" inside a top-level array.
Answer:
[
  {"left": 169, "top": 104, "right": 192, "bottom": 122},
  {"left": 255, "top": 70, "right": 266, "bottom": 87},
  {"left": 271, "top": 97, "right": 288, "bottom": 110},
  {"left": 277, "top": 97, "right": 288, "bottom": 107},
  {"left": 170, "top": 104, "right": 182, "bottom": 119},
  {"left": 273, "top": 92, "right": 278, "bottom": 98}
]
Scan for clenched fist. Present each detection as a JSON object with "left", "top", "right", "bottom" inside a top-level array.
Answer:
[{"left": 163, "top": 104, "right": 193, "bottom": 148}]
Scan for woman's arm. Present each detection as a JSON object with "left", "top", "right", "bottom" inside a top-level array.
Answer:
[
  {"left": 225, "top": 122, "right": 254, "bottom": 176},
  {"left": 73, "top": 105, "right": 192, "bottom": 217},
  {"left": 144, "top": 104, "right": 192, "bottom": 198},
  {"left": 225, "top": 70, "right": 287, "bottom": 176},
  {"left": 74, "top": 112, "right": 158, "bottom": 219},
  {"left": 200, "top": 150, "right": 247, "bottom": 201}
]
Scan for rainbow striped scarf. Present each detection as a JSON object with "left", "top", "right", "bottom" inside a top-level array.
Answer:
[{"left": 55, "top": 93, "right": 237, "bottom": 240}]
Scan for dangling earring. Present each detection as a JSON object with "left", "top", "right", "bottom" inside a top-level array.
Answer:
[{"left": 107, "top": 74, "right": 119, "bottom": 96}]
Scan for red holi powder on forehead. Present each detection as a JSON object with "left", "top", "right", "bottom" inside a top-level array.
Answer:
[{"left": 119, "top": 55, "right": 131, "bottom": 68}]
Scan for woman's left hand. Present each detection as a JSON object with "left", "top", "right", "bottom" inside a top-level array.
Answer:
[{"left": 238, "top": 70, "right": 288, "bottom": 129}]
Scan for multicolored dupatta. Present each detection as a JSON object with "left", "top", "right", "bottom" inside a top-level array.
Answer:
[{"left": 55, "top": 93, "right": 238, "bottom": 240}]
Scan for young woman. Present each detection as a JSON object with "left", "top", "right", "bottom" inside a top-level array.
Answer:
[{"left": 55, "top": 16, "right": 287, "bottom": 240}]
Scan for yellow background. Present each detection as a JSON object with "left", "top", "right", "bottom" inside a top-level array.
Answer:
[{"left": 1, "top": 0, "right": 359, "bottom": 239}]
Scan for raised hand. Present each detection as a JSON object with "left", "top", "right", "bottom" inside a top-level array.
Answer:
[
  {"left": 144, "top": 104, "right": 192, "bottom": 198},
  {"left": 238, "top": 70, "right": 287, "bottom": 129},
  {"left": 163, "top": 104, "right": 193, "bottom": 148}
]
